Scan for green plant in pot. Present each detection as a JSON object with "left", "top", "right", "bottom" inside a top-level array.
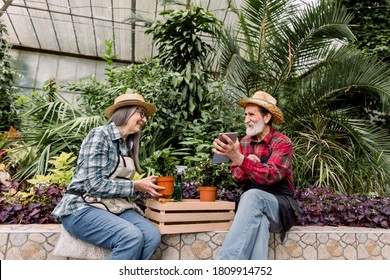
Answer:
[
  {"left": 184, "top": 158, "right": 237, "bottom": 202},
  {"left": 144, "top": 147, "right": 180, "bottom": 198}
]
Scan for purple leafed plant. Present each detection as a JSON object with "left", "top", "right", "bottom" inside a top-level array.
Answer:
[
  {"left": 0, "top": 180, "right": 66, "bottom": 224},
  {"left": 1, "top": 180, "right": 388, "bottom": 228},
  {"left": 293, "top": 185, "right": 389, "bottom": 229}
]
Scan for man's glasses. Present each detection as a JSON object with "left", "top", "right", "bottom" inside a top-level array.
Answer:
[{"left": 136, "top": 107, "right": 147, "bottom": 120}]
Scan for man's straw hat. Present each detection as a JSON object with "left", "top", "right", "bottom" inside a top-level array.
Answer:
[
  {"left": 236, "top": 91, "right": 284, "bottom": 125},
  {"left": 104, "top": 89, "right": 157, "bottom": 118}
]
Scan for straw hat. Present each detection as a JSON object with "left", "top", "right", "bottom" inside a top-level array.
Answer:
[
  {"left": 236, "top": 91, "right": 284, "bottom": 125},
  {"left": 104, "top": 89, "right": 157, "bottom": 118}
]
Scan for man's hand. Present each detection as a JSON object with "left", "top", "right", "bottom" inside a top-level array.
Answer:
[
  {"left": 212, "top": 134, "right": 244, "bottom": 166},
  {"left": 247, "top": 154, "right": 260, "bottom": 163}
]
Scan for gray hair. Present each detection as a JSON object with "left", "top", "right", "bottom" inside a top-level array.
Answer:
[
  {"left": 258, "top": 106, "right": 273, "bottom": 126},
  {"left": 108, "top": 106, "right": 143, "bottom": 173}
]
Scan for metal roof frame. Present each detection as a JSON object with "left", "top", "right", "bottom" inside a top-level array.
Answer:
[{"left": 0, "top": 0, "right": 235, "bottom": 63}]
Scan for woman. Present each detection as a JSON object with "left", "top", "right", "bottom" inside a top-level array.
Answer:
[{"left": 51, "top": 89, "right": 164, "bottom": 260}]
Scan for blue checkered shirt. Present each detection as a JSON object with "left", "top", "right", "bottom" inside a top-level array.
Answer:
[{"left": 51, "top": 122, "right": 135, "bottom": 220}]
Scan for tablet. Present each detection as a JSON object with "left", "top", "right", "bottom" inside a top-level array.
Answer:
[
  {"left": 211, "top": 132, "right": 238, "bottom": 164},
  {"left": 218, "top": 132, "right": 238, "bottom": 144}
]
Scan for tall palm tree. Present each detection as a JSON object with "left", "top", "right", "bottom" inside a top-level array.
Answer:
[{"left": 217, "top": 0, "right": 390, "bottom": 195}]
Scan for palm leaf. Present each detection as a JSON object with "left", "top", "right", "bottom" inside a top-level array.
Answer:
[{"left": 12, "top": 92, "right": 105, "bottom": 180}]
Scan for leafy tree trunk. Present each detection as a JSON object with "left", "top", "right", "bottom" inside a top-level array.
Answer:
[
  {"left": 336, "top": 0, "right": 390, "bottom": 132},
  {"left": 336, "top": 0, "right": 390, "bottom": 63},
  {"left": 145, "top": 3, "right": 222, "bottom": 121},
  {"left": 0, "top": 21, "right": 18, "bottom": 132}
]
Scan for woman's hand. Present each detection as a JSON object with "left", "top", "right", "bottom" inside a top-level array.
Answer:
[{"left": 134, "top": 175, "right": 164, "bottom": 197}]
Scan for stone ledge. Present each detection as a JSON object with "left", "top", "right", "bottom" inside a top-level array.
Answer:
[{"left": 0, "top": 224, "right": 389, "bottom": 260}]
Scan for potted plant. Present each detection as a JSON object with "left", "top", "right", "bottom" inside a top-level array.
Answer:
[
  {"left": 144, "top": 147, "right": 180, "bottom": 198},
  {"left": 183, "top": 158, "right": 237, "bottom": 202}
]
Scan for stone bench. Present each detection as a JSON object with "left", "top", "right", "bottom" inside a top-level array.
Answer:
[
  {"left": 1, "top": 224, "right": 389, "bottom": 260},
  {"left": 52, "top": 226, "right": 225, "bottom": 260},
  {"left": 53, "top": 199, "right": 236, "bottom": 260}
]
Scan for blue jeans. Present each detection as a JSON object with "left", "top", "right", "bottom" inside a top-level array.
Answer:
[
  {"left": 217, "top": 189, "right": 280, "bottom": 260},
  {"left": 61, "top": 206, "right": 161, "bottom": 260}
]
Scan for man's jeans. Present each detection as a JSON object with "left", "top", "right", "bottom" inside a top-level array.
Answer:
[
  {"left": 217, "top": 189, "right": 280, "bottom": 260},
  {"left": 61, "top": 206, "right": 161, "bottom": 260}
]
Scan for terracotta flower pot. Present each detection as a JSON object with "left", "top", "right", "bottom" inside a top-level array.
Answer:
[
  {"left": 199, "top": 186, "right": 217, "bottom": 202},
  {"left": 156, "top": 176, "right": 175, "bottom": 198}
]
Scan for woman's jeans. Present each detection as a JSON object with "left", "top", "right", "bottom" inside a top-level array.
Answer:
[
  {"left": 217, "top": 189, "right": 280, "bottom": 260},
  {"left": 61, "top": 206, "right": 161, "bottom": 260}
]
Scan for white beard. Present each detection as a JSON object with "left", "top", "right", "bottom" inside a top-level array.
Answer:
[{"left": 246, "top": 120, "right": 264, "bottom": 136}]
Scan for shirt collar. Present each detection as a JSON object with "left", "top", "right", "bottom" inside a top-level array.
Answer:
[
  {"left": 107, "top": 122, "right": 123, "bottom": 141},
  {"left": 250, "top": 126, "right": 275, "bottom": 145}
]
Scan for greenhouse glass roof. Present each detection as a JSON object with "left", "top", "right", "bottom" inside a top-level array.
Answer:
[{"left": 0, "top": 0, "right": 239, "bottom": 63}]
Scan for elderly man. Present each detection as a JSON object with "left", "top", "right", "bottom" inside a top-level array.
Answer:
[{"left": 213, "top": 91, "right": 299, "bottom": 260}]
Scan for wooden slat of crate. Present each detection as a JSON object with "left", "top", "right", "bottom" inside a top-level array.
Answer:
[
  {"left": 151, "top": 222, "right": 233, "bottom": 234},
  {"left": 146, "top": 198, "right": 235, "bottom": 211},
  {"left": 145, "top": 199, "right": 235, "bottom": 234},
  {"left": 145, "top": 208, "right": 235, "bottom": 223}
]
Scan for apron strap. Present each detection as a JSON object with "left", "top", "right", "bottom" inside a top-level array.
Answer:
[{"left": 65, "top": 189, "right": 85, "bottom": 196}]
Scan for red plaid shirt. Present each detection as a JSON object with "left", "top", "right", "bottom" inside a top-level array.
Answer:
[{"left": 230, "top": 126, "right": 295, "bottom": 193}]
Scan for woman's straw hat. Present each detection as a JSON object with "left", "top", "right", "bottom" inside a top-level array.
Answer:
[
  {"left": 104, "top": 89, "right": 157, "bottom": 118},
  {"left": 236, "top": 91, "right": 284, "bottom": 125}
]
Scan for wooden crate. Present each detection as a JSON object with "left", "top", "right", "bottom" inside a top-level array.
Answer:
[{"left": 145, "top": 199, "right": 235, "bottom": 234}]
